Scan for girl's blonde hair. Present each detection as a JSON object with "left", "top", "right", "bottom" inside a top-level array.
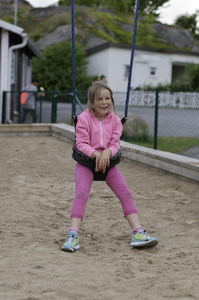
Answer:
[{"left": 87, "top": 81, "right": 116, "bottom": 114}]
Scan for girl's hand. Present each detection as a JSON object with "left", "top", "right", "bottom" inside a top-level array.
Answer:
[
  {"left": 92, "top": 150, "right": 112, "bottom": 173},
  {"left": 92, "top": 151, "right": 102, "bottom": 172},
  {"left": 98, "top": 149, "right": 112, "bottom": 173}
]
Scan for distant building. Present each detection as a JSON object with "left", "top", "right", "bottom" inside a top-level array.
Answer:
[
  {"left": 0, "top": 19, "right": 42, "bottom": 123},
  {"left": 86, "top": 42, "right": 199, "bottom": 92}
]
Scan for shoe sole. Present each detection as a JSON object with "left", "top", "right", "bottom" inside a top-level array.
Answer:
[
  {"left": 131, "top": 239, "right": 158, "bottom": 248},
  {"left": 61, "top": 245, "right": 79, "bottom": 252}
]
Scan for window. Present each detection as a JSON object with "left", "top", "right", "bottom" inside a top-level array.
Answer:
[{"left": 150, "top": 67, "right": 156, "bottom": 76}]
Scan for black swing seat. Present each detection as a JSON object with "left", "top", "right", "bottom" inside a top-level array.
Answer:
[{"left": 72, "top": 144, "right": 122, "bottom": 181}]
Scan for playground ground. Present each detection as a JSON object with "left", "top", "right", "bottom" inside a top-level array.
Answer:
[{"left": 0, "top": 136, "right": 198, "bottom": 300}]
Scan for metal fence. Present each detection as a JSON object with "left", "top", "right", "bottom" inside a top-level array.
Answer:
[
  {"left": 114, "top": 91, "right": 199, "bottom": 159},
  {"left": 1, "top": 90, "right": 199, "bottom": 159}
]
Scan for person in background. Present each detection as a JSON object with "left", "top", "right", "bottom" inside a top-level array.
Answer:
[
  {"left": 100, "top": 75, "right": 107, "bottom": 83},
  {"left": 21, "top": 78, "right": 39, "bottom": 123}
]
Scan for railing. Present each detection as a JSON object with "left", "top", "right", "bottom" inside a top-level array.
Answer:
[{"left": 113, "top": 91, "right": 199, "bottom": 108}]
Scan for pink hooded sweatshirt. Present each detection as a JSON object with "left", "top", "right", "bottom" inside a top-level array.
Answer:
[{"left": 75, "top": 109, "right": 123, "bottom": 158}]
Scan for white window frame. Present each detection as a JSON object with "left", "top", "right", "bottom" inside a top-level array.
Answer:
[{"left": 150, "top": 67, "right": 157, "bottom": 77}]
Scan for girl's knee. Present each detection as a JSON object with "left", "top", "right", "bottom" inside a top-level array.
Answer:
[{"left": 76, "top": 188, "right": 89, "bottom": 201}]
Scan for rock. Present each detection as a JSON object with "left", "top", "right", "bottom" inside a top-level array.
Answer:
[
  {"left": 2, "top": 1, "right": 199, "bottom": 54},
  {"left": 153, "top": 23, "right": 194, "bottom": 49},
  {"left": 117, "top": 111, "right": 149, "bottom": 138},
  {"left": 36, "top": 25, "right": 75, "bottom": 51},
  {"left": 35, "top": 19, "right": 199, "bottom": 53},
  {"left": 29, "top": 6, "right": 69, "bottom": 18}
]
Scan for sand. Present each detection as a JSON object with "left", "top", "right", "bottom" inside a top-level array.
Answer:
[{"left": 0, "top": 136, "right": 198, "bottom": 300}]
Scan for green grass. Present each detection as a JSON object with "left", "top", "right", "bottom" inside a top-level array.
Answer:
[{"left": 122, "top": 135, "right": 199, "bottom": 154}]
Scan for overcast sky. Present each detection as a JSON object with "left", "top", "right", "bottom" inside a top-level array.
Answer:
[{"left": 27, "top": 0, "right": 199, "bottom": 25}]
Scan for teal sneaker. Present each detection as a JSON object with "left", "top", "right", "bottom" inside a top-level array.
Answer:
[
  {"left": 131, "top": 230, "right": 158, "bottom": 248},
  {"left": 61, "top": 231, "right": 79, "bottom": 252}
]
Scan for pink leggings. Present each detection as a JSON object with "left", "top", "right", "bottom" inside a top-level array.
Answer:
[{"left": 71, "top": 163, "right": 138, "bottom": 220}]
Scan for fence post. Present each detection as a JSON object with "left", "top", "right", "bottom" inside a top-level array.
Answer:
[
  {"left": 38, "top": 93, "right": 43, "bottom": 123},
  {"left": 51, "top": 91, "right": 57, "bottom": 123},
  {"left": 2, "top": 91, "right": 7, "bottom": 124},
  {"left": 54, "top": 93, "right": 57, "bottom": 123},
  {"left": 18, "top": 92, "right": 21, "bottom": 123},
  {"left": 154, "top": 89, "right": 159, "bottom": 150},
  {"left": 33, "top": 92, "right": 37, "bottom": 123}
]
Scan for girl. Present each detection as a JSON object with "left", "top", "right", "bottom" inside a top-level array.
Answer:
[{"left": 61, "top": 81, "right": 158, "bottom": 252}]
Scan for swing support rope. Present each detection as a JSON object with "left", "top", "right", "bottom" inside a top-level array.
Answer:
[
  {"left": 71, "top": 0, "right": 77, "bottom": 124},
  {"left": 122, "top": 0, "right": 140, "bottom": 124},
  {"left": 71, "top": 0, "right": 140, "bottom": 125}
]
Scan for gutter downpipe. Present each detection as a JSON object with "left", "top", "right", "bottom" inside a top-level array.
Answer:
[{"left": 7, "top": 32, "right": 28, "bottom": 123}]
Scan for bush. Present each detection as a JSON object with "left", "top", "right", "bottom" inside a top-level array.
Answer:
[{"left": 32, "top": 41, "right": 98, "bottom": 91}]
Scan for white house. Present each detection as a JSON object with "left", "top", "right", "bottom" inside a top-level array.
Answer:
[
  {"left": 86, "top": 42, "right": 199, "bottom": 92},
  {"left": 0, "top": 19, "right": 42, "bottom": 123}
]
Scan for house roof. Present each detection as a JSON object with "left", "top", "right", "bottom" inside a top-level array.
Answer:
[
  {"left": 26, "top": 38, "right": 43, "bottom": 59},
  {"left": 0, "top": 19, "right": 43, "bottom": 59},
  {"left": 86, "top": 42, "right": 199, "bottom": 57},
  {"left": 0, "top": 19, "right": 23, "bottom": 35}
]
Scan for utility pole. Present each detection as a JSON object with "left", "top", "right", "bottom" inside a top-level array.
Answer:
[{"left": 14, "top": 0, "right": 18, "bottom": 25}]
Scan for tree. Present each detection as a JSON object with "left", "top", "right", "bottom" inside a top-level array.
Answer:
[
  {"left": 175, "top": 13, "right": 199, "bottom": 39},
  {"left": 32, "top": 42, "right": 97, "bottom": 91},
  {"left": 136, "top": 0, "right": 169, "bottom": 15}
]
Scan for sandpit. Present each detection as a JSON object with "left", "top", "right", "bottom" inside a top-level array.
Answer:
[{"left": 0, "top": 136, "right": 198, "bottom": 300}]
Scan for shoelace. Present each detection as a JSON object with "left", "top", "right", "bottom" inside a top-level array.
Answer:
[
  {"left": 134, "top": 230, "right": 149, "bottom": 239},
  {"left": 140, "top": 230, "right": 149, "bottom": 236},
  {"left": 138, "top": 230, "right": 151, "bottom": 241},
  {"left": 142, "top": 230, "right": 148, "bottom": 235},
  {"left": 67, "top": 235, "right": 76, "bottom": 243}
]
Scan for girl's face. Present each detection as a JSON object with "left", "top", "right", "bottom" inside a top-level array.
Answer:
[{"left": 92, "top": 89, "right": 112, "bottom": 120}]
